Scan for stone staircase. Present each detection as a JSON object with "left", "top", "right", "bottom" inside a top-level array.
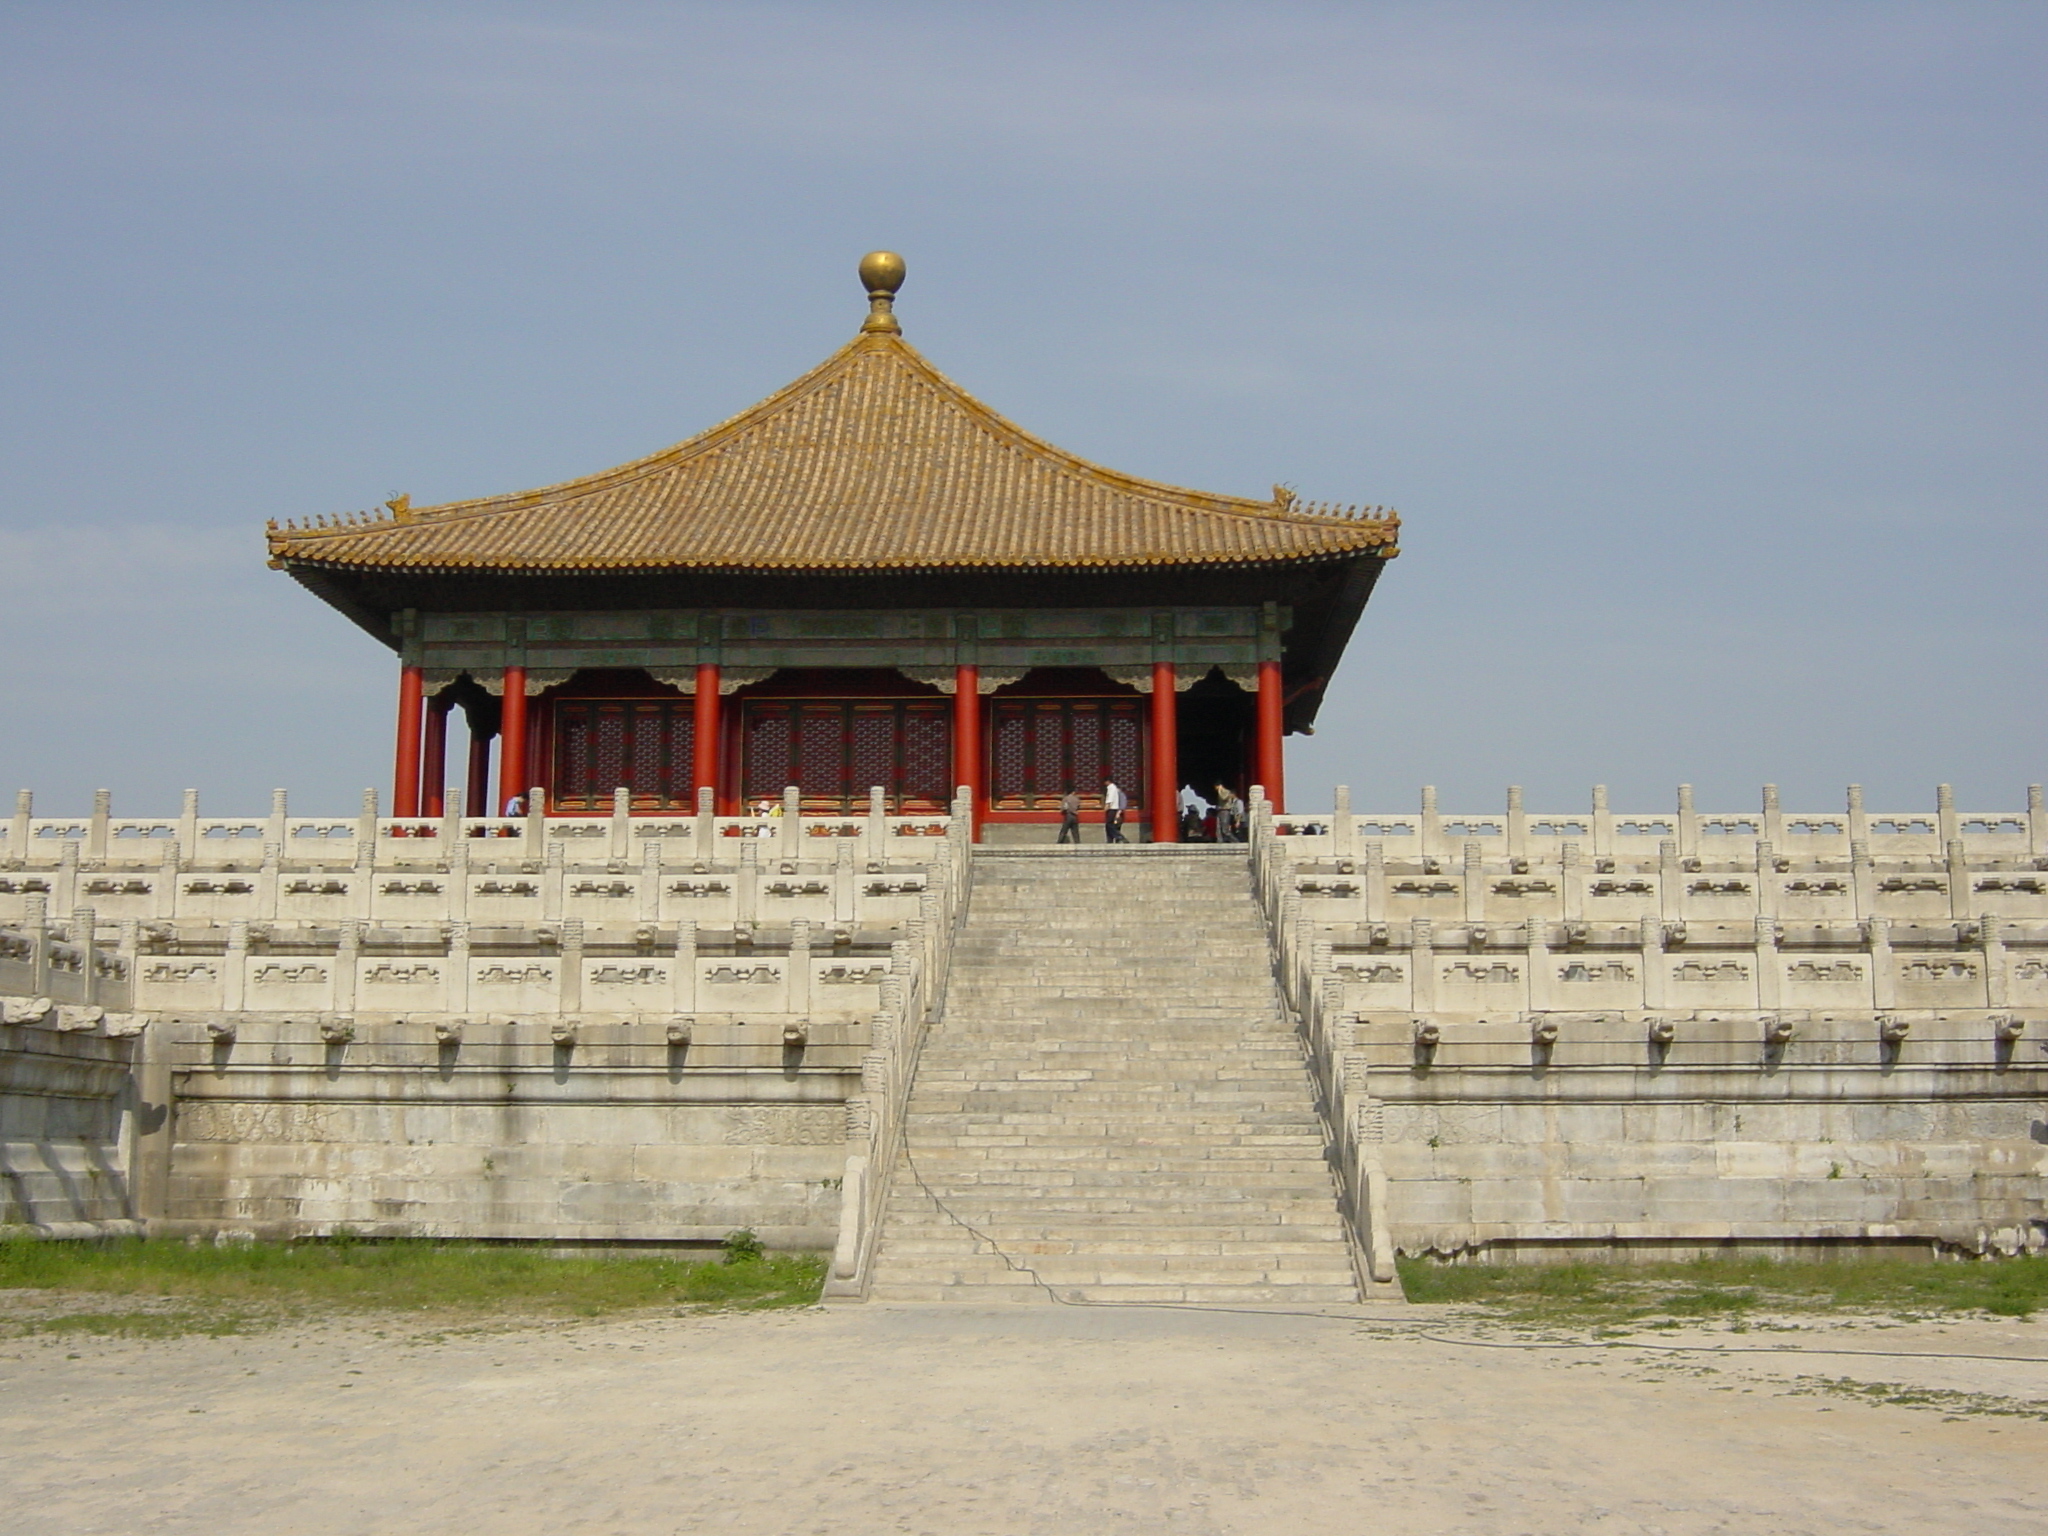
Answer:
[{"left": 867, "top": 846, "right": 1362, "bottom": 1304}]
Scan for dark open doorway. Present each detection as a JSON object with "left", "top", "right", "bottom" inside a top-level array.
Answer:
[{"left": 1175, "top": 669, "right": 1254, "bottom": 818}]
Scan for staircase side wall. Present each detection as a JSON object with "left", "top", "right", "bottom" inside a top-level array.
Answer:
[
  {"left": 2, "top": 806, "right": 968, "bottom": 1249},
  {"left": 1255, "top": 795, "right": 2048, "bottom": 1263}
]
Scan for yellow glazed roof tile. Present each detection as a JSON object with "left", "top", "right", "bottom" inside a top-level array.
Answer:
[{"left": 268, "top": 326, "right": 1398, "bottom": 575}]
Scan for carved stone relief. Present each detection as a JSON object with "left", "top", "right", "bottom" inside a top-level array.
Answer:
[
  {"left": 1443, "top": 961, "right": 1520, "bottom": 984},
  {"left": 724, "top": 1105, "right": 844, "bottom": 1146}
]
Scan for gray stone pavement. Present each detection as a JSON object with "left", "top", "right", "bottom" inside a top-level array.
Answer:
[{"left": 3, "top": 1296, "right": 2044, "bottom": 1534}]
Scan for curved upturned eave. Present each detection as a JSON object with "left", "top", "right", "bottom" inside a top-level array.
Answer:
[{"left": 272, "top": 539, "right": 1400, "bottom": 579}]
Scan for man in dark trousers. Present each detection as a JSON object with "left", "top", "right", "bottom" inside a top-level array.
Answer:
[
  {"left": 1057, "top": 788, "right": 1081, "bottom": 843},
  {"left": 1103, "top": 780, "right": 1128, "bottom": 843}
]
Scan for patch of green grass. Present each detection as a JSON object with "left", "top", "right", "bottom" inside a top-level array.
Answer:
[
  {"left": 1396, "top": 1253, "right": 2048, "bottom": 1326},
  {"left": 0, "top": 1235, "right": 825, "bottom": 1318},
  {"left": 1786, "top": 1374, "right": 2048, "bottom": 1421}
]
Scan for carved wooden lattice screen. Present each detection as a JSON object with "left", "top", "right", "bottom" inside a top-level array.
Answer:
[
  {"left": 988, "top": 699, "right": 1145, "bottom": 811},
  {"left": 552, "top": 701, "right": 696, "bottom": 811},
  {"left": 742, "top": 701, "right": 953, "bottom": 812}
]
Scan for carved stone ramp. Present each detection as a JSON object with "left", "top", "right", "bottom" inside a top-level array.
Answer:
[{"left": 868, "top": 846, "right": 1363, "bottom": 1304}]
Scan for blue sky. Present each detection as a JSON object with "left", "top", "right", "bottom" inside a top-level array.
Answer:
[{"left": 1, "top": 1, "right": 2042, "bottom": 816}]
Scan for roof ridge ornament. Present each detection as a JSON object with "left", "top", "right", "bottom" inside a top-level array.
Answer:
[{"left": 858, "top": 251, "right": 906, "bottom": 335}]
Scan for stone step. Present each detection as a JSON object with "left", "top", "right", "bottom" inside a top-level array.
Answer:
[
  {"left": 906, "top": 1094, "right": 1323, "bottom": 1112},
  {"left": 880, "top": 1236, "right": 1359, "bottom": 1253},
  {"left": 866, "top": 1282, "right": 1362, "bottom": 1304},
  {"left": 918, "top": 1041, "right": 1292, "bottom": 1053},
  {"left": 924, "top": 1023, "right": 1290, "bottom": 1036},
  {"left": 954, "top": 941, "right": 1266, "bottom": 948},
  {"left": 876, "top": 1234, "right": 1352, "bottom": 1257},
  {"left": 893, "top": 1176, "right": 1340, "bottom": 1197},
  {"left": 884, "top": 1191, "right": 1347, "bottom": 1214},
  {"left": 910, "top": 1072, "right": 1308, "bottom": 1085},
  {"left": 966, "top": 898, "right": 1258, "bottom": 906},
  {"left": 905, "top": 1121, "right": 1329, "bottom": 1139},
  {"left": 903, "top": 1123, "right": 1329, "bottom": 1138},
  {"left": 878, "top": 1223, "right": 1353, "bottom": 1247},
  {"left": 942, "top": 987, "right": 1278, "bottom": 999},
  {"left": 868, "top": 1236, "right": 1359, "bottom": 1277},
  {"left": 869, "top": 1266, "right": 1364, "bottom": 1293},
  {"left": 897, "top": 1159, "right": 1334, "bottom": 1178},
  {"left": 905, "top": 1121, "right": 1328, "bottom": 1132},
  {"left": 912, "top": 1071, "right": 1311, "bottom": 1083},
  {"left": 897, "top": 1169, "right": 1336, "bottom": 1187},
  {"left": 909, "top": 1092, "right": 1319, "bottom": 1105},
  {"left": 912, "top": 1062, "right": 1308, "bottom": 1077},
  {"left": 919, "top": 1055, "right": 1294, "bottom": 1065},
  {"left": 865, "top": 849, "right": 1359, "bottom": 1305},
  {"left": 904, "top": 1128, "right": 1327, "bottom": 1143},
  {"left": 902, "top": 1133, "right": 1330, "bottom": 1150},
  {"left": 905, "top": 1137, "right": 1329, "bottom": 1152},
  {"left": 918, "top": 1050, "right": 1303, "bottom": 1059},
  {"left": 907, "top": 1122, "right": 1325, "bottom": 1135},
  {"left": 910, "top": 1115, "right": 1325, "bottom": 1126},
  {"left": 888, "top": 1188, "right": 1345, "bottom": 1209}
]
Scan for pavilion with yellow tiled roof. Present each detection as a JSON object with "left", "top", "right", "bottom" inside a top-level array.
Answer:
[{"left": 268, "top": 254, "right": 1400, "bottom": 835}]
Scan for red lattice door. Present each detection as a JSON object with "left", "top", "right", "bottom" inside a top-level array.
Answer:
[
  {"left": 551, "top": 700, "right": 695, "bottom": 811},
  {"left": 986, "top": 698, "right": 1146, "bottom": 811},
  {"left": 741, "top": 700, "right": 953, "bottom": 812}
]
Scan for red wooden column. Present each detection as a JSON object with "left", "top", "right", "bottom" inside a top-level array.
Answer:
[
  {"left": 1149, "top": 662, "right": 1178, "bottom": 842},
  {"left": 692, "top": 663, "right": 722, "bottom": 810},
  {"left": 393, "top": 664, "right": 424, "bottom": 817},
  {"left": 498, "top": 666, "right": 528, "bottom": 814},
  {"left": 1255, "top": 659, "right": 1286, "bottom": 814},
  {"left": 420, "top": 697, "right": 451, "bottom": 816},
  {"left": 953, "top": 664, "right": 981, "bottom": 837}
]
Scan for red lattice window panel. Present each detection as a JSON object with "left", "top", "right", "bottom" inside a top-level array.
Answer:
[
  {"left": 742, "top": 710, "right": 793, "bottom": 802},
  {"left": 592, "top": 710, "right": 627, "bottom": 802},
  {"left": 559, "top": 713, "right": 592, "bottom": 799},
  {"left": 1069, "top": 709, "right": 1104, "bottom": 796},
  {"left": 1106, "top": 711, "right": 1144, "bottom": 800},
  {"left": 1032, "top": 709, "right": 1065, "bottom": 802},
  {"left": 849, "top": 708, "right": 897, "bottom": 801},
  {"left": 798, "top": 709, "right": 845, "bottom": 799},
  {"left": 900, "top": 711, "right": 951, "bottom": 804},
  {"left": 990, "top": 709, "right": 1030, "bottom": 803}
]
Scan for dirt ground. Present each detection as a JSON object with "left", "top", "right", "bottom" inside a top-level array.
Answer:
[{"left": 2, "top": 1295, "right": 2044, "bottom": 1535}]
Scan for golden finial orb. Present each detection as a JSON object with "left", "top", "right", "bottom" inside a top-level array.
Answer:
[
  {"left": 858, "top": 250, "right": 906, "bottom": 334},
  {"left": 859, "top": 251, "right": 906, "bottom": 294}
]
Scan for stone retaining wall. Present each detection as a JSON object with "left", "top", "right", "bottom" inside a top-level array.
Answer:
[
  {"left": 1, "top": 790, "right": 969, "bottom": 1248},
  {"left": 0, "top": 1006, "right": 143, "bottom": 1236},
  {"left": 1256, "top": 784, "right": 2048, "bottom": 1264}
]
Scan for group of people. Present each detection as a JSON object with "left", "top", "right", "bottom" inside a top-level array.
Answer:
[
  {"left": 491, "top": 790, "right": 1244, "bottom": 843},
  {"left": 1178, "top": 783, "right": 1246, "bottom": 843},
  {"left": 1054, "top": 782, "right": 1244, "bottom": 844}
]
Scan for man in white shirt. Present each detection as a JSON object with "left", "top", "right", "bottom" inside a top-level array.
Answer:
[{"left": 1102, "top": 780, "right": 1128, "bottom": 844}]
